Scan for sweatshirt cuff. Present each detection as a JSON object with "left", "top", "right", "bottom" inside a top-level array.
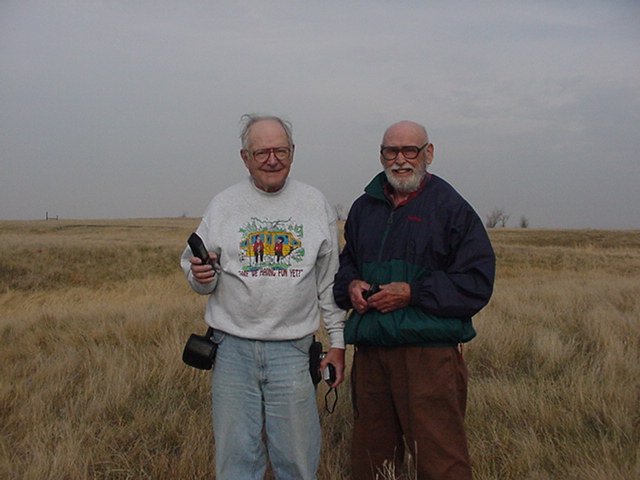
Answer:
[{"left": 328, "top": 328, "right": 345, "bottom": 349}]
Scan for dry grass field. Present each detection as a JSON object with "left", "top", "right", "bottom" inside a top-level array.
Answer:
[{"left": 1, "top": 218, "right": 638, "bottom": 479}]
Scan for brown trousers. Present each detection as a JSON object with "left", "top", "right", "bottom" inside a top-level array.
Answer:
[{"left": 351, "top": 345, "right": 472, "bottom": 480}]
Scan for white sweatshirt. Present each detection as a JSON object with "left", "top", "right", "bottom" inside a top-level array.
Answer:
[{"left": 181, "top": 177, "right": 345, "bottom": 349}]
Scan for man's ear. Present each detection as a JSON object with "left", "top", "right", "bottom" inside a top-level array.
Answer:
[
  {"left": 425, "top": 143, "right": 434, "bottom": 166},
  {"left": 240, "top": 149, "right": 249, "bottom": 167}
]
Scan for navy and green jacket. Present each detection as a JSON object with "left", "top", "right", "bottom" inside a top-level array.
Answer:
[{"left": 333, "top": 172, "right": 495, "bottom": 347}]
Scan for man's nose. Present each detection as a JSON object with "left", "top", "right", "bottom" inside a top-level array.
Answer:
[
  {"left": 393, "top": 153, "right": 409, "bottom": 164},
  {"left": 265, "top": 150, "right": 279, "bottom": 164}
]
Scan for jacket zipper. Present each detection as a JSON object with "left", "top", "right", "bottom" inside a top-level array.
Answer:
[{"left": 377, "top": 209, "right": 394, "bottom": 263}]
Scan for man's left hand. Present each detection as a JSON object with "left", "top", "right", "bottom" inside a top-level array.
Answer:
[
  {"left": 367, "top": 282, "right": 411, "bottom": 313},
  {"left": 320, "top": 347, "right": 346, "bottom": 388}
]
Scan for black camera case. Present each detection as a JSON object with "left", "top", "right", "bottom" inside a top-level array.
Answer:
[
  {"left": 309, "top": 339, "right": 323, "bottom": 385},
  {"left": 309, "top": 339, "right": 336, "bottom": 386},
  {"left": 182, "top": 327, "right": 217, "bottom": 370}
]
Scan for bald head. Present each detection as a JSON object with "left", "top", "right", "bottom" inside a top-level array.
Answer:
[{"left": 382, "top": 121, "right": 429, "bottom": 146}]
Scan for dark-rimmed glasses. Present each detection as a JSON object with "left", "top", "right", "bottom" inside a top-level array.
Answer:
[
  {"left": 380, "top": 143, "right": 429, "bottom": 161},
  {"left": 250, "top": 146, "right": 293, "bottom": 163}
]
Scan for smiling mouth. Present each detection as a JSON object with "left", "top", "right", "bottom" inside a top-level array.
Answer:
[{"left": 392, "top": 167, "right": 414, "bottom": 175}]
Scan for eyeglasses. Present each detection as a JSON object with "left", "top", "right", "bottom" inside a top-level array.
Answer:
[
  {"left": 250, "top": 146, "right": 293, "bottom": 163},
  {"left": 380, "top": 143, "right": 429, "bottom": 161}
]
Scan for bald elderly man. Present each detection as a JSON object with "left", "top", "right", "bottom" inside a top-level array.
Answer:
[{"left": 334, "top": 120, "right": 495, "bottom": 480}]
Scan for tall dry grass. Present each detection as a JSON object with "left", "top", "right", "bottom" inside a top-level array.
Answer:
[{"left": 1, "top": 219, "right": 638, "bottom": 479}]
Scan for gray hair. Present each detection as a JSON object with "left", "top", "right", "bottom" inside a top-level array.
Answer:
[{"left": 239, "top": 114, "right": 294, "bottom": 151}]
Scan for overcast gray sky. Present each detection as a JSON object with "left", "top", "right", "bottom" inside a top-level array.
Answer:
[{"left": 1, "top": 0, "right": 639, "bottom": 228}]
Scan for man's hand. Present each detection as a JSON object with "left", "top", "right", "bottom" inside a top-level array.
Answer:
[
  {"left": 319, "top": 347, "right": 346, "bottom": 388},
  {"left": 189, "top": 253, "right": 218, "bottom": 284},
  {"left": 348, "top": 279, "right": 373, "bottom": 314},
  {"left": 367, "top": 282, "right": 411, "bottom": 313}
]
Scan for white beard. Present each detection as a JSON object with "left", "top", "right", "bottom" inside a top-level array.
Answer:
[{"left": 384, "top": 160, "right": 427, "bottom": 193}]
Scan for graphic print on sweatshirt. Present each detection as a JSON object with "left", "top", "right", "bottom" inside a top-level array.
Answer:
[{"left": 238, "top": 217, "right": 305, "bottom": 278}]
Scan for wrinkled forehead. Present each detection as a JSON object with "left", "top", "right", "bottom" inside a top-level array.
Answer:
[{"left": 247, "top": 119, "right": 290, "bottom": 149}]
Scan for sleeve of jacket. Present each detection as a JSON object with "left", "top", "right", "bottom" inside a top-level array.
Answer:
[
  {"left": 409, "top": 207, "right": 495, "bottom": 318},
  {"left": 333, "top": 207, "right": 361, "bottom": 310}
]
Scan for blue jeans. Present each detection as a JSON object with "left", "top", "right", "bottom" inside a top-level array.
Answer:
[{"left": 211, "top": 333, "right": 320, "bottom": 480}]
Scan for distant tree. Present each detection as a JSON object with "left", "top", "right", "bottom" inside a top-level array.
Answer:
[
  {"left": 519, "top": 215, "right": 529, "bottom": 228},
  {"left": 486, "top": 208, "right": 510, "bottom": 228},
  {"left": 499, "top": 212, "right": 510, "bottom": 228}
]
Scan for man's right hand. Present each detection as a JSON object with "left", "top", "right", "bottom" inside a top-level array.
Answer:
[
  {"left": 189, "top": 253, "right": 218, "bottom": 284},
  {"left": 348, "top": 279, "right": 373, "bottom": 314}
]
